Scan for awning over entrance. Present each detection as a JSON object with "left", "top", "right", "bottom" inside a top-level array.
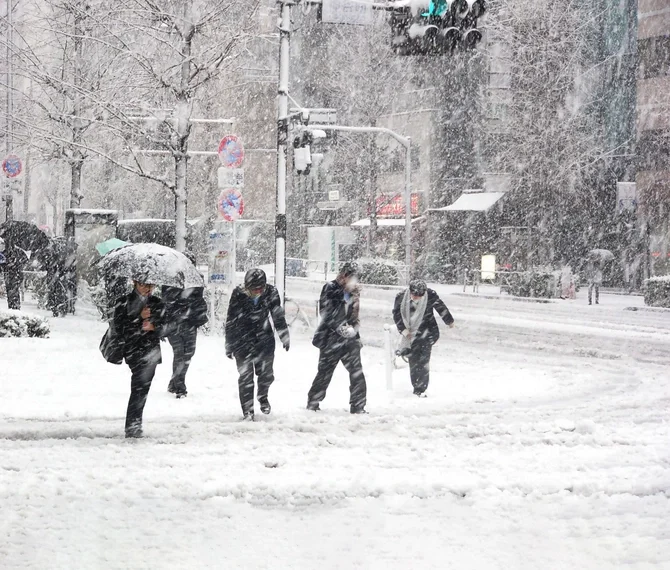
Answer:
[
  {"left": 351, "top": 217, "right": 425, "bottom": 228},
  {"left": 435, "top": 191, "right": 505, "bottom": 212}
]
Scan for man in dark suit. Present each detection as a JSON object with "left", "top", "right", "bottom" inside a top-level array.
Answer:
[
  {"left": 225, "top": 268, "right": 289, "bottom": 420},
  {"left": 307, "top": 261, "right": 367, "bottom": 414},
  {"left": 113, "top": 279, "right": 165, "bottom": 438},
  {"left": 162, "top": 285, "right": 208, "bottom": 398},
  {"left": 392, "top": 279, "right": 454, "bottom": 397}
]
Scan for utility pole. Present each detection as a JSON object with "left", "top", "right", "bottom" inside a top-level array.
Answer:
[
  {"left": 275, "top": 0, "right": 292, "bottom": 304},
  {"left": 4, "top": 0, "right": 14, "bottom": 221}
]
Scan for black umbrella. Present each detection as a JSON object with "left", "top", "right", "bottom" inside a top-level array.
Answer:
[{"left": 0, "top": 221, "right": 50, "bottom": 257}]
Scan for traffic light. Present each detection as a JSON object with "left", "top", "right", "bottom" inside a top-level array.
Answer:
[
  {"left": 390, "top": 0, "right": 486, "bottom": 56},
  {"left": 293, "top": 131, "right": 312, "bottom": 175}
]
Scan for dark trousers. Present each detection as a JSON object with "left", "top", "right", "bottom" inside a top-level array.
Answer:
[
  {"left": 125, "top": 350, "right": 159, "bottom": 432},
  {"left": 588, "top": 283, "right": 600, "bottom": 304},
  {"left": 235, "top": 347, "right": 275, "bottom": 414},
  {"left": 5, "top": 272, "right": 21, "bottom": 310},
  {"left": 408, "top": 342, "right": 432, "bottom": 394},
  {"left": 308, "top": 342, "right": 367, "bottom": 411},
  {"left": 168, "top": 327, "right": 197, "bottom": 393}
]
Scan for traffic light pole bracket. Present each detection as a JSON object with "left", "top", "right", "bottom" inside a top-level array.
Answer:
[
  {"left": 274, "top": 0, "right": 414, "bottom": 304},
  {"left": 298, "top": 124, "right": 413, "bottom": 285}
]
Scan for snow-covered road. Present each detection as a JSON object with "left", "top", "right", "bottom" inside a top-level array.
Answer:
[{"left": 1, "top": 286, "right": 668, "bottom": 569}]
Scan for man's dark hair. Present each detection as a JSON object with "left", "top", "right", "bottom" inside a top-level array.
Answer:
[
  {"left": 409, "top": 279, "right": 427, "bottom": 296},
  {"left": 338, "top": 261, "right": 359, "bottom": 278},
  {"left": 244, "top": 268, "right": 267, "bottom": 290}
]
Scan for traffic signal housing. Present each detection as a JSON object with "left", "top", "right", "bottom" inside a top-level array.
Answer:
[
  {"left": 390, "top": 0, "right": 486, "bottom": 56},
  {"left": 293, "top": 131, "right": 313, "bottom": 175}
]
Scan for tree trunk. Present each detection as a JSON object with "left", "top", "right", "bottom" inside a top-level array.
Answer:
[
  {"left": 173, "top": 3, "right": 193, "bottom": 253},
  {"left": 69, "top": 5, "right": 84, "bottom": 209},
  {"left": 70, "top": 159, "right": 83, "bottom": 209},
  {"left": 174, "top": 151, "right": 188, "bottom": 252}
]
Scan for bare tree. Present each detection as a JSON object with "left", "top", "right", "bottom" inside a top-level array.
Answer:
[
  {"left": 484, "top": 0, "right": 614, "bottom": 263},
  {"left": 5, "top": 0, "right": 126, "bottom": 211},
  {"left": 98, "top": 0, "right": 261, "bottom": 251}
]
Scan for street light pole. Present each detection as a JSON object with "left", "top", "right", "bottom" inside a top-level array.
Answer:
[{"left": 275, "top": 0, "right": 292, "bottom": 304}]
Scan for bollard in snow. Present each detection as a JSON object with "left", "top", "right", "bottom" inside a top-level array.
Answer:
[{"left": 383, "top": 324, "right": 394, "bottom": 396}]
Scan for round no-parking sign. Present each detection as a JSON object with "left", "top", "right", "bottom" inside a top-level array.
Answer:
[
  {"left": 217, "top": 188, "right": 245, "bottom": 222},
  {"left": 2, "top": 155, "right": 22, "bottom": 178},
  {"left": 218, "top": 135, "right": 245, "bottom": 168}
]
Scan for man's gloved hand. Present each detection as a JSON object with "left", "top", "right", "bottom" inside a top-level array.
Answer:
[
  {"left": 283, "top": 339, "right": 290, "bottom": 352},
  {"left": 336, "top": 324, "right": 357, "bottom": 339},
  {"left": 401, "top": 329, "right": 410, "bottom": 338}
]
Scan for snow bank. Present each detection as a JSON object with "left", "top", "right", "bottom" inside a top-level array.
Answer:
[{"left": 0, "top": 310, "right": 49, "bottom": 338}]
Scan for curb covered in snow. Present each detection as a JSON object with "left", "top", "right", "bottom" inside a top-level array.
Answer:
[
  {"left": 625, "top": 305, "right": 670, "bottom": 314},
  {"left": 451, "top": 292, "right": 555, "bottom": 304}
]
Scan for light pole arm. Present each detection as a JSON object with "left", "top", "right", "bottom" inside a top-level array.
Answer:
[
  {"left": 302, "top": 124, "right": 410, "bottom": 149},
  {"left": 301, "top": 123, "right": 413, "bottom": 284}
]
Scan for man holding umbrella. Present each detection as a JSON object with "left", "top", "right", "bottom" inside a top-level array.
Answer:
[
  {"left": 98, "top": 243, "right": 205, "bottom": 436},
  {"left": 113, "top": 275, "right": 165, "bottom": 438},
  {"left": 586, "top": 249, "right": 613, "bottom": 305},
  {"left": 0, "top": 221, "right": 49, "bottom": 310}
]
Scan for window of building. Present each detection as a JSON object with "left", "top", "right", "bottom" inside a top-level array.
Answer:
[{"left": 638, "top": 35, "right": 670, "bottom": 80}]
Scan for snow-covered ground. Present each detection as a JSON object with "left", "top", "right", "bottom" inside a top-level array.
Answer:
[{"left": 1, "top": 285, "right": 669, "bottom": 569}]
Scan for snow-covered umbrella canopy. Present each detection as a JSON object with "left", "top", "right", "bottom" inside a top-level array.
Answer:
[
  {"left": 587, "top": 249, "right": 615, "bottom": 262},
  {"left": 98, "top": 243, "right": 204, "bottom": 288}
]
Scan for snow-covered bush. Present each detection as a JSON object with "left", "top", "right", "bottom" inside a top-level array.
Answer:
[
  {"left": 0, "top": 310, "right": 50, "bottom": 338},
  {"left": 644, "top": 276, "right": 670, "bottom": 308},
  {"left": 357, "top": 258, "right": 401, "bottom": 286},
  {"left": 504, "top": 270, "right": 558, "bottom": 298}
]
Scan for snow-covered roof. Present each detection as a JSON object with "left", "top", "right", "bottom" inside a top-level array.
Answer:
[
  {"left": 118, "top": 219, "right": 174, "bottom": 225},
  {"left": 351, "top": 216, "right": 425, "bottom": 227},
  {"left": 434, "top": 191, "right": 505, "bottom": 212},
  {"left": 67, "top": 209, "right": 118, "bottom": 216}
]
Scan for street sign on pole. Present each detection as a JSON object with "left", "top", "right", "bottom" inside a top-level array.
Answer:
[
  {"left": 2, "top": 155, "right": 22, "bottom": 178},
  {"left": 217, "top": 167, "right": 244, "bottom": 189},
  {"left": 218, "top": 135, "right": 245, "bottom": 168},
  {"left": 217, "top": 188, "right": 245, "bottom": 222},
  {"left": 616, "top": 182, "right": 637, "bottom": 213}
]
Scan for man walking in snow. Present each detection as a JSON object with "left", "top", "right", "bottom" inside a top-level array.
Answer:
[
  {"left": 392, "top": 279, "right": 454, "bottom": 397},
  {"left": 586, "top": 260, "right": 603, "bottom": 305},
  {"left": 225, "top": 268, "right": 290, "bottom": 420},
  {"left": 162, "top": 284, "right": 208, "bottom": 398},
  {"left": 307, "top": 261, "right": 367, "bottom": 414},
  {"left": 113, "top": 277, "right": 165, "bottom": 438}
]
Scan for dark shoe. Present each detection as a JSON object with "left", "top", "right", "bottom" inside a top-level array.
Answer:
[
  {"left": 167, "top": 382, "right": 176, "bottom": 394},
  {"left": 175, "top": 391, "right": 187, "bottom": 399},
  {"left": 125, "top": 427, "right": 143, "bottom": 439},
  {"left": 414, "top": 392, "right": 427, "bottom": 399},
  {"left": 350, "top": 408, "right": 368, "bottom": 415},
  {"left": 259, "top": 397, "right": 271, "bottom": 415},
  {"left": 243, "top": 411, "right": 255, "bottom": 421},
  {"left": 306, "top": 402, "right": 320, "bottom": 411}
]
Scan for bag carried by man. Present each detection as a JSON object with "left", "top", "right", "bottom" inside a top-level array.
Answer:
[{"left": 100, "top": 322, "right": 124, "bottom": 365}]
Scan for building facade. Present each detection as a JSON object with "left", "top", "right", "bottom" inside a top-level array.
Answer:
[{"left": 637, "top": 0, "right": 670, "bottom": 273}]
